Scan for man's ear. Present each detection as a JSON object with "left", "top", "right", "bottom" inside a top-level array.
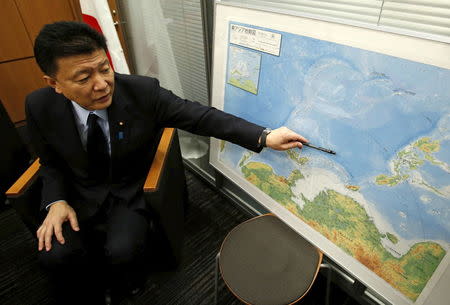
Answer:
[{"left": 43, "top": 75, "right": 63, "bottom": 94}]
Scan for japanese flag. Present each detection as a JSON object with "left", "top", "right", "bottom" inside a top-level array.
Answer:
[{"left": 79, "top": 0, "right": 130, "bottom": 74}]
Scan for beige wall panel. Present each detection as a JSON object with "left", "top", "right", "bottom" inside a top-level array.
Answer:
[
  {"left": 0, "top": 0, "right": 34, "bottom": 61},
  {"left": 0, "top": 58, "right": 46, "bottom": 122},
  {"left": 15, "top": 0, "right": 76, "bottom": 44}
]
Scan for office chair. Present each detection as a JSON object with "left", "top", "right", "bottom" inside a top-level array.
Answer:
[
  {"left": 0, "top": 100, "right": 30, "bottom": 208},
  {"left": 6, "top": 127, "right": 187, "bottom": 267},
  {"left": 215, "top": 214, "right": 323, "bottom": 305}
]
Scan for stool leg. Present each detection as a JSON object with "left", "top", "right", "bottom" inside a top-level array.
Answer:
[
  {"left": 326, "top": 265, "right": 331, "bottom": 305},
  {"left": 320, "top": 263, "right": 332, "bottom": 305},
  {"left": 215, "top": 253, "right": 220, "bottom": 305}
]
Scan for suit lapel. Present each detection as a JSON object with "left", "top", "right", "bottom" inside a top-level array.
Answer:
[
  {"left": 107, "top": 86, "right": 132, "bottom": 161},
  {"left": 54, "top": 95, "right": 88, "bottom": 167}
]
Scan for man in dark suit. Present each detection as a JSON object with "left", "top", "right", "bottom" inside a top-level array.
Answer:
[{"left": 27, "top": 21, "right": 308, "bottom": 304}]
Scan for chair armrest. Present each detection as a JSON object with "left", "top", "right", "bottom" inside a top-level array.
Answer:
[
  {"left": 6, "top": 128, "right": 176, "bottom": 196},
  {"left": 6, "top": 159, "right": 40, "bottom": 198},
  {"left": 143, "top": 128, "right": 175, "bottom": 192}
]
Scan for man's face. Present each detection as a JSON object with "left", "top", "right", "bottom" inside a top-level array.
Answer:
[{"left": 44, "top": 49, "right": 114, "bottom": 111}]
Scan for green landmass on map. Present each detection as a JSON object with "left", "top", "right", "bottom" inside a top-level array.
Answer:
[
  {"left": 228, "top": 77, "right": 258, "bottom": 94},
  {"left": 345, "top": 185, "right": 360, "bottom": 191},
  {"left": 386, "top": 232, "right": 399, "bottom": 244},
  {"left": 415, "top": 137, "right": 440, "bottom": 153},
  {"left": 241, "top": 161, "right": 446, "bottom": 301},
  {"left": 375, "top": 174, "right": 408, "bottom": 187},
  {"left": 238, "top": 152, "right": 254, "bottom": 167},
  {"left": 375, "top": 137, "right": 444, "bottom": 192},
  {"left": 286, "top": 149, "right": 309, "bottom": 165}
]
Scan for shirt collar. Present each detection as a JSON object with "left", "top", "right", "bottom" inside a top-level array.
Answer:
[{"left": 71, "top": 101, "right": 108, "bottom": 125}]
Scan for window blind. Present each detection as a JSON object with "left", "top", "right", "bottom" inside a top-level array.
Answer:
[
  {"left": 220, "top": 0, "right": 450, "bottom": 43},
  {"left": 159, "top": 0, "right": 209, "bottom": 105},
  {"left": 230, "top": 0, "right": 382, "bottom": 24},
  {"left": 120, "top": 0, "right": 209, "bottom": 105},
  {"left": 379, "top": 1, "right": 450, "bottom": 40}
]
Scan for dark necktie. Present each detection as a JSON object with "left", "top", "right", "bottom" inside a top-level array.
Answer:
[{"left": 87, "top": 112, "right": 110, "bottom": 180}]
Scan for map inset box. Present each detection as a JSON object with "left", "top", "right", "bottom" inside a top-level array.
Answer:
[{"left": 226, "top": 45, "right": 261, "bottom": 95}]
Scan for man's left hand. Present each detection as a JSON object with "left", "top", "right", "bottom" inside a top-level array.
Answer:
[{"left": 265, "top": 127, "right": 308, "bottom": 151}]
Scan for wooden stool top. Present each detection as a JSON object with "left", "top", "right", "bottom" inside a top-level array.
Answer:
[{"left": 219, "top": 214, "right": 322, "bottom": 305}]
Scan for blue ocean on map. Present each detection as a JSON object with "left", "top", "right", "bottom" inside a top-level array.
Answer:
[{"left": 221, "top": 22, "right": 450, "bottom": 248}]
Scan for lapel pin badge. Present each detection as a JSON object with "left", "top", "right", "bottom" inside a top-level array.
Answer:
[{"left": 118, "top": 121, "right": 125, "bottom": 140}]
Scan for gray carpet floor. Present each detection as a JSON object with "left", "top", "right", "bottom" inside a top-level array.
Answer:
[{"left": 0, "top": 169, "right": 358, "bottom": 305}]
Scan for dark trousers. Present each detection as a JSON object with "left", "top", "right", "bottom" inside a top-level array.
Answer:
[{"left": 38, "top": 194, "right": 151, "bottom": 304}]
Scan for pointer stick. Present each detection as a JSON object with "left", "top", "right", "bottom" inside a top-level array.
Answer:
[{"left": 302, "top": 142, "right": 336, "bottom": 155}]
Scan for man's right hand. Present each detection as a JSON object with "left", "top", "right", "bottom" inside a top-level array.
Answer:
[{"left": 37, "top": 200, "right": 79, "bottom": 252}]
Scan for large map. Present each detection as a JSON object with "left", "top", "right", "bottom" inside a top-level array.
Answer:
[{"left": 214, "top": 21, "right": 450, "bottom": 304}]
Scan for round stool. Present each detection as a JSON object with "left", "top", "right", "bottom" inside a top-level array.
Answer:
[{"left": 217, "top": 214, "right": 322, "bottom": 305}]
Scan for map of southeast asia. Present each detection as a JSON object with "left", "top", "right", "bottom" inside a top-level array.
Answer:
[{"left": 217, "top": 22, "right": 450, "bottom": 303}]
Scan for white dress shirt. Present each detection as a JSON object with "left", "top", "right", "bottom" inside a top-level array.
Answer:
[{"left": 71, "top": 101, "right": 111, "bottom": 154}]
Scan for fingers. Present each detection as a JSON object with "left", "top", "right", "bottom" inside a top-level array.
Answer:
[
  {"left": 36, "top": 202, "right": 79, "bottom": 252},
  {"left": 68, "top": 212, "right": 80, "bottom": 232},
  {"left": 37, "top": 226, "right": 45, "bottom": 251},
  {"left": 44, "top": 225, "right": 54, "bottom": 251},
  {"left": 264, "top": 127, "right": 311, "bottom": 151},
  {"left": 36, "top": 223, "right": 54, "bottom": 251},
  {"left": 296, "top": 134, "right": 308, "bottom": 144},
  {"left": 54, "top": 222, "right": 65, "bottom": 245},
  {"left": 281, "top": 141, "right": 303, "bottom": 150},
  {"left": 285, "top": 129, "right": 308, "bottom": 144},
  {"left": 267, "top": 127, "right": 308, "bottom": 151}
]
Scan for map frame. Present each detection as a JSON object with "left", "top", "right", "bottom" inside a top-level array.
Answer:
[{"left": 210, "top": 3, "right": 450, "bottom": 305}]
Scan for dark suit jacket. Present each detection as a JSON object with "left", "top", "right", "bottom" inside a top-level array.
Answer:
[{"left": 26, "top": 73, "right": 264, "bottom": 222}]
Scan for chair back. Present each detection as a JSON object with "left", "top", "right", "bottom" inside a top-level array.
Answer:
[
  {"left": 0, "top": 100, "right": 30, "bottom": 207},
  {"left": 145, "top": 129, "right": 187, "bottom": 268}
]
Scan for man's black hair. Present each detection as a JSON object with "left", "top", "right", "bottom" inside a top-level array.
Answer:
[{"left": 34, "top": 21, "right": 108, "bottom": 76}]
